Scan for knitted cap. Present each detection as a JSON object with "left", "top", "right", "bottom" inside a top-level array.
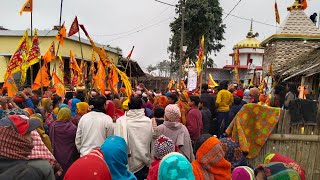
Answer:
[
  {"left": 164, "top": 104, "right": 181, "bottom": 122},
  {"left": 154, "top": 135, "right": 175, "bottom": 160},
  {"left": 232, "top": 166, "right": 254, "bottom": 180}
]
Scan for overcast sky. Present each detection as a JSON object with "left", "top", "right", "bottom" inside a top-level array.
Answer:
[{"left": 1, "top": 0, "right": 320, "bottom": 69}]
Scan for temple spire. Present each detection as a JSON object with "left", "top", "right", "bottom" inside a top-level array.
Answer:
[{"left": 287, "top": 0, "right": 304, "bottom": 11}]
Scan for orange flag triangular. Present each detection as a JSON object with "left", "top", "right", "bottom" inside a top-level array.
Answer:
[
  {"left": 52, "top": 71, "right": 65, "bottom": 97},
  {"left": 56, "top": 22, "right": 66, "bottom": 46},
  {"left": 32, "top": 63, "right": 51, "bottom": 90},
  {"left": 301, "top": 0, "right": 307, "bottom": 10},
  {"left": 69, "top": 50, "right": 81, "bottom": 72},
  {"left": 20, "top": 0, "right": 32, "bottom": 16},
  {"left": 94, "top": 61, "right": 106, "bottom": 95},
  {"left": 3, "top": 73, "right": 18, "bottom": 97},
  {"left": 43, "top": 41, "right": 55, "bottom": 63},
  {"left": 110, "top": 67, "right": 119, "bottom": 94}
]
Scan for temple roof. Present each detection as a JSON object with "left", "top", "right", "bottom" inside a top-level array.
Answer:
[{"left": 233, "top": 21, "right": 262, "bottom": 49}]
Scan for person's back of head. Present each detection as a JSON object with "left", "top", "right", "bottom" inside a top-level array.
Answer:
[
  {"left": 219, "top": 80, "right": 229, "bottom": 90},
  {"left": 52, "top": 94, "right": 62, "bottom": 108},
  {"left": 89, "top": 95, "right": 106, "bottom": 112},
  {"left": 201, "top": 84, "right": 209, "bottom": 91},
  {"left": 168, "top": 94, "right": 179, "bottom": 104},
  {"left": 233, "top": 96, "right": 242, "bottom": 105},
  {"left": 128, "top": 97, "right": 142, "bottom": 110},
  {"left": 76, "top": 92, "right": 86, "bottom": 102},
  {"left": 189, "top": 96, "right": 200, "bottom": 107},
  {"left": 154, "top": 107, "right": 165, "bottom": 118}
]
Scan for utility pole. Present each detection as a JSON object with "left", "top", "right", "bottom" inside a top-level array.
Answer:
[{"left": 179, "top": 0, "right": 185, "bottom": 85}]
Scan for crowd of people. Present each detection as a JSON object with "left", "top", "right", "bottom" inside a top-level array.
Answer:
[{"left": 0, "top": 81, "right": 306, "bottom": 180}]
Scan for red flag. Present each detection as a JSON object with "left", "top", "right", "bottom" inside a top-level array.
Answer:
[
  {"left": 79, "top": 24, "right": 89, "bottom": 37},
  {"left": 56, "top": 22, "right": 66, "bottom": 46},
  {"left": 5, "top": 31, "right": 28, "bottom": 78},
  {"left": 68, "top": 16, "right": 79, "bottom": 37},
  {"left": 275, "top": 1, "right": 280, "bottom": 24},
  {"left": 301, "top": 0, "right": 307, "bottom": 10},
  {"left": 25, "top": 29, "right": 40, "bottom": 67},
  {"left": 126, "top": 46, "right": 135, "bottom": 60}
]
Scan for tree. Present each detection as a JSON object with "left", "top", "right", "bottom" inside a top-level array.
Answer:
[
  {"left": 146, "top": 64, "right": 157, "bottom": 74},
  {"left": 168, "top": 0, "right": 225, "bottom": 70}
]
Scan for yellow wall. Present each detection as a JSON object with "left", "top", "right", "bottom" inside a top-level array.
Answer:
[{"left": 0, "top": 36, "right": 121, "bottom": 82}]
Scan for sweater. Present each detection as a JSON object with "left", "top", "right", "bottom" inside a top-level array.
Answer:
[
  {"left": 186, "top": 107, "right": 203, "bottom": 141},
  {"left": 216, "top": 90, "right": 233, "bottom": 112},
  {"left": 115, "top": 109, "right": 153, "bottom": 173},
  {"left": 157, "top": 121, "right": 195, "bottom": 162},
  {"left": 75, "top": 111, "right": 114, "bottom": 157}
]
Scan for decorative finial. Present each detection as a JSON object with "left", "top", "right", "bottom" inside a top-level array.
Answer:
[
  {"left": 287, "top": 0, "right": 304, "bottom": 11},
  {"left": 246, "top": 20, "right": 259, "bottom": 38},
  {"left": 250, "top": 18, "right": 253, "bottom": 32}
]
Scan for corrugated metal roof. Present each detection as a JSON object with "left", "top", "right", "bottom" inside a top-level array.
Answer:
[{"left": 0, "top": 29, "right": 122, "bottom": 55}]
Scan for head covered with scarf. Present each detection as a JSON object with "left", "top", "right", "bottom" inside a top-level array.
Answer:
[
  {"left": 76, "top": 102, "right": 89, "bottom": 115},
  {"left": 100, "top": 136, "right": 136, "bottom": 180},
  {"left": 39, "top": 98, "right": 52, "bottom": 112},
  {"left": 255, "top": 162, "right": 300, "bottom": 180},
  {"left": 57, "top": 108, "right": 72, "bottom": 121},
  {"left": 164, "top": 104, "right": 181, "bottom": 122}
]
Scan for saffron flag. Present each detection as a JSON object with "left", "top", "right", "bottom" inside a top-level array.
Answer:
[
  {"left": 5, "top": 31, "right": 28, "bottom": 78},
  {"left": 111, "top": 63, "right": 132, "bottom": 99},
  {"left": 20, "top": 53, "right": 28, "bottom": 85},
  {"left": 208, "top": 74, "right": 219, "bottom": 88},
  {"left": 126, "top": 46, "right": 135, "bottom": 60},
  {"left": 68, "top": 16, "right": 79, "bottom": 37},
  {"left": 301, "top": 0, "right": 307, "bottom": 10},
  {"left": 56, "top": 22, "right": 66, "bottom": 46},
  {"left": 69, "top": 50, "right": 81, "bottom": 72},
  {"left": 52, "top": 71, "right": 65, "bottom": 97},
  {"left": 25, "top": 29, "right": 40, "bottom": 67},
  {"left": 195, "top": 35, "right": 205, "bottom": 75},
  {"left": 234, "top": 49, "right": 240, "bottom": 84},
  {"left": 94, "top": 61, "right": 106, "bottom": 95},
  {"left": 32, "top": 63, "right": 51, "bottom": 90},
  {"left": 275, "top": 1, "right": 280, "bottom": 24},
  {"left": 185, "top": 58, "right": 190, "bottom": 68},
  {"left": 3, "top": 73, "right": 18, "bottom": 97},
  {"left": 79, "top": 24, "right": 110, "bottom": 66},
  {"left": 20, "top": 0, "right": 32, "bottom": 15},
  {"left": 110, "top": 67, "right": 119, "bottom": 94},
  {"left": 43, "top": 41, "right": 55, "bottom": 63},
  {"left": 58, "top": 53, "right": 64, "bottom": 72}
]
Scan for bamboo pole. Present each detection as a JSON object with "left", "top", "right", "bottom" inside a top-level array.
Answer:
[
  {"left": 78, "top": 31, "right": 85, "bottom": 84},
  {"left": 268, "top": 134, "right": 320, "bottom": 142},
  {"left": 30, "top": 12, "right": 33, "bottom": 86}
]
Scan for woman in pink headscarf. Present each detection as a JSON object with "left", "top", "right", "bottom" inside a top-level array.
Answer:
[{"left": 105, "top": 100, "right": 119, "bottom": 122}]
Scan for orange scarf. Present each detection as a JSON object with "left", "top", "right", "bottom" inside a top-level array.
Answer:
[{"left": 192, "top": 137, "right": 231, "bottom": 180}]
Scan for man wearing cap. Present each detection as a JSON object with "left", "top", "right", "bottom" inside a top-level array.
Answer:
[{"left": 0, "top": 115, "right": 54, "bottom": 179}]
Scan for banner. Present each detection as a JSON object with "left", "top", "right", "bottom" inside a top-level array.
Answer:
[{"left": 187, "top": 68, "right": 198, "bottom": 91}]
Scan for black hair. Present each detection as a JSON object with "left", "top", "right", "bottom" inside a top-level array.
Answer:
[
  {"left": 201, "top": 83, "right": 209, "bottom": 91},
  {"left": 168, "top": 94, "right": 178, "bottom": 104},
  {"left": 233, "top": 96, "right": 242, "bottom": 105},
  {"left": 154, "top": 107, "right": 165, "bottom": 118},
  {"left": 200, "top": 99, "right": 209, "bottom": 108},
  {"left": 32, "top": 98, "right": 40, "bottom": 108},
  {"left": 64, "top": 92, "right": 73, "bottom": 104},
  {"left": 142, "top": 97, "right": 148, "bottom": 104},
  {"left": 254, "top": 166, "right": 267, "bottom": 180},
  {"left": 194, "top": 134, "right": 212, "bottom": 153},
  {"left": 287, "top": 83, "right": 298, "bottom": 95},
  {"left": 89, "top": 95, "right": 106, "bottom": 112},
  {"left": 76, "top": 92, "right": 86, "bottom": 102},
  {"left": 128, "top": 97, "right": 142, "bottom": 110},
  {"left": 219, "top": 80, "right": 228, "bottom": 90},
  {"left": 190, "top": 96, "right": 200, "bottom": 106},
  {"left": 52, "top": 94, "right": 62, "bottom": 108}
]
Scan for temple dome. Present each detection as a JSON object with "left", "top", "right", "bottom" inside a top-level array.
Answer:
[{"left": 233, "top": 37, "right": 261, "bottom": 49}]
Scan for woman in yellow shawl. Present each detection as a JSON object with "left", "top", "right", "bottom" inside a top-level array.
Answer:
[
  {"left": 39, "top": 98, "right": 54, "bottom": 126},
  {"left": 177, "top": 91, "right": 191, "bottom": 125},
  {"left": 31, "top": 113, "right": 53, "bottom": 152},
  {"left": 71, "top": 102, "right": 89, "bottom": 126}
]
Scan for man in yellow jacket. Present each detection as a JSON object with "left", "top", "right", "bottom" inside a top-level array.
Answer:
[{"left": 215, "top": 80, "right": 233, "bottom": 137}]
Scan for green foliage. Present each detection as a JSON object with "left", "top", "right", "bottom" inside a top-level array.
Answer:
[{"left": 168, "top": 0, "right": 225, "bottom": 67}]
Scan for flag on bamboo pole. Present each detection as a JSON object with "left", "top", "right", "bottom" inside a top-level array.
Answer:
[
  {"left": 68, "top": 16, "right": 79, "bottom": 37},
  {"left": 195, "top": 35, "right": 205, "bottom": 75},
  {"left": 52, "top": 71, "right": 65, "bottom": 97},
  {"left": 25, "top": 29, "right": 41, "bottom": 66},
  {"left": 5, "top": 31, "right": 28, "bottom": 78},
  {"left": 20, "top": 53, "right": 28, "bottom": 85},
  {"left": 43, "top": 41, "right": 55, "bottom": 63},
  {"left": 208, "top": 74, "right": 219, "bottom": 88},
  {"left": 69, "top": 50, "right": 81, "bottom": 72},
  {"left": 275, "top": 1, "right": 280, "bottom": 24},
  {"left": 234, "top": 49, "right": 240, "bottom": 84},
  {"left": 94, "top": 61, "right": 106, "bottom": 95},
  {"left": 111, "top": 63, "right": 132, "bottom": 98},
  {"left": 90, "top": 50, "right": 96, "bottom": 85},
  {"left": 58, "top": 53, "right": 64, "bottom": 71},
  {"left": 56, "top": 22, "right": 66, "bottom": 46},
  {"left": 301, "top": 0, "right": 307, "bottom": 10},
  {"left": 109, "top": 67, "right": 119, "bottom": 94},
  {"left": 167, "top": 80, "right": 175, "bottom": 90},
  {"left": 126, "top": 46, "right": 135, "bottom": 60},
  {"left": 32, "top": 63, "right": 51, "bottom": 90},
  {"left": 79, "top": 24, "right": 110, "bottom": 66},
  {"left": 20, "top": 0, "right": 32, "bottom": 15},
  {"left": 3, "top": 73, "right": 18, "bottom": 97}
]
